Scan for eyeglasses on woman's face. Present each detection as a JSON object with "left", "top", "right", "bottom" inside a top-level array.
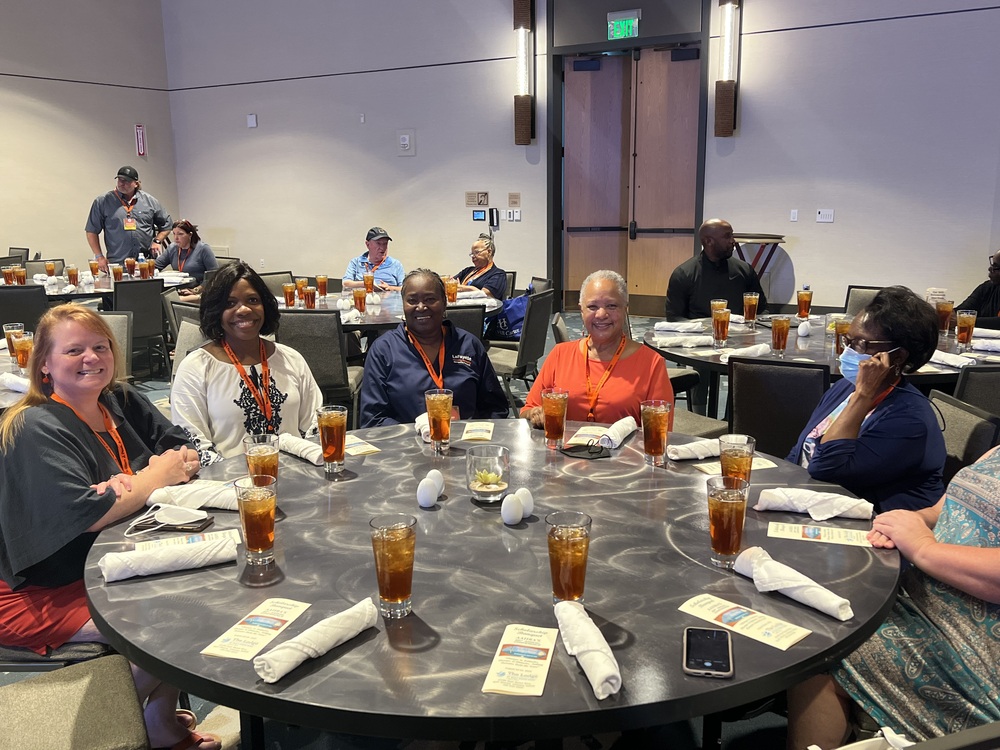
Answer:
[{"left": 841, "top": 335, "right": 897, "bottom": 354}]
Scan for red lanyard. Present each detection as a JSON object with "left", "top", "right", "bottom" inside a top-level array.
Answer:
[
  {"left": 115, "top": 191, "right": 136, "bottom": 218},
  {"left": 222, "top": 339, "right": 273, "bottom": 428},
  {"left": 582, "top": 335, "right": 627, "bottom": 421},
  {"left": 461, "top": 261, "right": 494, "bottom": 285},
  {"left": 177, "top": 247, "right": 190, "bottom": 272},
  {"left": 406, "top": 327, "right": 446, "bottom": 389},
  {"left": 51, "top": 394, "right": 134, "bottom": 475}
]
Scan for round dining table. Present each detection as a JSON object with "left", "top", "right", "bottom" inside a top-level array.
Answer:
[{"left": 84, "top": 420, "right": 900, "bottom": 747}]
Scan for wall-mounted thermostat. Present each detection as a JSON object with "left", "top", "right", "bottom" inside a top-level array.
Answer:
[{"left": 472, "top": 210, "right": 486, "bottom": 221}]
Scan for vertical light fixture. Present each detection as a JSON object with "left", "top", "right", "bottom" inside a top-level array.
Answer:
[
  {"left": 714, "top": 0, "right": 742, "bottom": 137},
  {"left": 513, "top": 0, "right": 534, "bottom": 145}
]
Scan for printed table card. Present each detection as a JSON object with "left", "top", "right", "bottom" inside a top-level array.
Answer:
[
  {"left": 482, "top": 624, "right": 559, "bottom": 696},
  {"left": 679, "top": 594, "right": 811, "bottom": 651},
  {"left": 202, "top": 598, "right": 311, "bottom": 660}
]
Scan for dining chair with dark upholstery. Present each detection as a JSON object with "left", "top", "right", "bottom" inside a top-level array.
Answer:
[
  {"left": 113, "top": 278, "right": 167, "bottom": 377},
  {"left": 171, "top": 320, "right": 209, "bottom": 384},
  {"left": 98, "top": 310, "right": 133, "bottom": 378},
  {"left": 529, "top": 276, "right": 553, "bottom": 293},
  {"left": 953, "top": 364, "right": 1000, "bottom": 417},
  {"left": 929, "top": 390, "right": 1000, "bottom": 485},
  {"left": 213, "top": 256, "right": 240, "bottom": 266},
  {"left": 551, "top": 311, "right": 569, "bottom": 344},
  {"left": 7, "top": 247, "right": 29, "bottom": 265},
  {"left": 160, "top": 287, "right": 182, "bottom": 342},
  {"left": 258, "top": 271, "right": 294, "bottom": 298},
  {"left": 0, "top": 285, "right": 50, "bottom": 332},
  {"left": 171, "top": 299, "right": 202, "bottom": 333},
  {"left": 727, "top": 357, "right": 831, "bottom": 457},
  {"left": 277, "top": 309, "right": 364, "bottom": 427},
  {"left": 488, "top": 289, "right": 554, "bottom": 410},
  {"left": 504, "top": 271, "right": 516, "bottom": 300},
  {"left": 25, "top": 258, "right": 65, "bottom": 277},
  {"left": 844, "top": 285, "right": 882, "bottom": 316},
  {"left": 445, "top": 304, "right": 486, "bottom": 340}
]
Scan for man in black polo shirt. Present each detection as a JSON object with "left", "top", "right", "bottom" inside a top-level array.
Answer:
[
  {"left": 665, "top": 218, "right": 767, "bottom": 320},
  {"left": 955, "top": 249, "right": 1000, "bottom": 329}
]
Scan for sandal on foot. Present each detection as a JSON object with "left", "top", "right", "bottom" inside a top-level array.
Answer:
[
  {"left": 175, "top": 709, "right": 198, "bottom": 731},
  {"left": 155, "top": 729, "right": 221, "bottom": 750}
]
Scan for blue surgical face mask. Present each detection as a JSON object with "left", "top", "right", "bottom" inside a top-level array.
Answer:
[{"left": 838, "top": 347, "right": 871, "bottom": 384}]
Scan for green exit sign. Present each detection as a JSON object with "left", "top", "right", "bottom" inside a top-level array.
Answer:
[{"left": 608, "top": 10, "right": 640, "bottom": 41}]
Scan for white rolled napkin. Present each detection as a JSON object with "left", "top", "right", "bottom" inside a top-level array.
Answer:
[
  {"left": 971, "top": 339, "right": 1000, "bottom": 353},
  {"left": 0, "top": 372, "right": 29, "bottom": 392},
  {"left": 553, "top": 601, "right": 621, "bottom": 700},
  {"left": 278, "top": 433, "right": 323, "bottom": 465},
  {"left": 666, "top": 438, "right": 721, "bottom": 461},
  {"left": 253, "top": 599, "right": 379, "bottom": 683},
  {"left": 729, "top": 314, "right": 746, "bottom": 324},
  {"left": 61, "top": 284, "right": 77, "bottom": 294},
  {"left": 456, "top": 288, "right": 488, "bottom": 299},
  {"left": 651, "top": 335, "right": 714, "bottom": 348},
  {"left": 972, "top": 327, "right": 1000, "bottom": 339},
  {"left": 414, "top": 413, "right": 431, "bottom": 442},
  {"left": 719, "top": 343, "right": 772, "bottom": 363},
  {"left": 341, "top": 308, "right": 362, "bottom": 325},
  {"left": 0, "top": 338, "right": 6, "bottom": 350},
  {"left": 99, "top": 538, "right": 237, "bottom": 582},
  {"left": 654, "top": 320, "right": 703, "bottom": 333},
  {"left": 32, "top": 273, "right": 48, "bottom": 283},
  {"left": 754, "top": 487, "right": 873, "bottom": 521},
  {"left": 929, "top": 350, "right": 973, "bottom": 368},
  {"left": 734, "top": 547, "right": 854, "bottom": 621},
  {"left": 598, "top": 416, "right": 637, "bottom": 449},
  {"left": 147, "top": 479, "right": 239, "bottom": 511}
]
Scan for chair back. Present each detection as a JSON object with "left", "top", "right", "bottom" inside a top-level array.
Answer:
[
  {"left": 160, "top": 287, "right": 181, "bottom": 341},
  {"left": 25, "top": 259, "right": 65, "bottom": 277},
  {"left": 504, "top": 271, "right": 516, "bottom": 300},
  {"left": 953, "top": 364, "right": 1000, "bottom": 417},
  {"left": 727, "top": 357, "right": 831, "bottom": 457},
  {"left": 213, "top": 256, "right": 240, "bottom": 266},
  {"left": 529, "top": 276, "right": 553, "bottom": 293},
  {"left": 203, "top": 268, "right": 219, "bottom": 288},
  {"left": 276, "top": 309, "right": 353, "bottom": 396},
  {"left": 113, "top": 279, "right": 165, "bottom": 339},
  {"left": 171, "top": 300, "right": 201, "bottom": 333},
  {"left": 7, "top": 247, "right": 28, "bottom": 265},
  {"left": 844, "top": 285, "right": 881, "bottom": 316},
  {"left": 445, "top": 305, "right": 486, "bottom": 340},
  {"left": 515, "top": 289, "right": 555, "bottom": 370},
  {"left": 171, "top": 320, "right": 209, "bottom": 383},
  {"left": 259, "top": 271, "right": 294, "bottom": 298},
  {"left": 98, "top": 311, "right": 133, "bottom": 377},
  {"left": 929, "top": 390, "right": 1000, "bottom": 485},
  {"left": 0, "top": 286, "right": 49, "bottom": 332},
  {"left": 551, "top": 311, "right": 570, "bottom": 344}
]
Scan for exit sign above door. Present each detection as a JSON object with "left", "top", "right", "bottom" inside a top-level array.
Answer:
[{"left": 608, "top": 9, "right": 640, "bottom": 40}]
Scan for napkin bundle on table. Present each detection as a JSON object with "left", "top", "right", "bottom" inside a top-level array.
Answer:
[
  {"left": 414, "top": 413, "right": 431, "bottom": 442},
  {"left": 32, "top": 273, "right": 49, "bottom": 283},
  {"left": 340, "top": 309, "right": 362, "bottom": 325},
  {"left": 651, "top": 335, "right": 714, "bottom": 348},
  {"left": 278, "top": 433, "right": 323, "bottom": 465},
  {"left": 971, "top": 339, "right": 1000, "bottom": 353},
  {"left": 99, "top": 538, "right": 238, "bottom": 582},
  {"left": 719, "top": 343, "right": 771, "bottom": 363},
  {"left": 734, "top": 547, "right": 854, "bottom": 621},
  {"left": 755, "top": 487, "right": 873, "bottom": 521},
  {"left": 973, "top": 327, "right": 1000, "bottom": 339},
  {"left": 929, "top": 350, "right": 974, "bottom": 368},
  {"left": 456, "top": 289, "right": 488, "bottom": 299},
  {"left": 147, "top": 479, "right": 238, "bottom": 511},
  {"left": 553, "top": 601, "right": 621, "bottom": 700},
  {"left": 666, "top": 438, "right": 720, "bottom": 461},
  {"left": 598, "top": 416, "right": 637, "bottom": 449},
  {"left": 0, "top": 372, "right": 29, "bottom": 393},
  {"left": 253, "top": 599, "right": 379, "bottom": 683},
  {"left": 653, "top": 320, "right": 703, "bottom": 333},
  {"left": 728, "top": 314, "right": 746, "bottom": 324}
]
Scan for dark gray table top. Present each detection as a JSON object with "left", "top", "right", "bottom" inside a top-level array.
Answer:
[{"left": 85, "top": 420, "right": 899, "bottom": 742}]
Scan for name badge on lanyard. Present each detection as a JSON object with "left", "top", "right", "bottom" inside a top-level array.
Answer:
[{"left": 123, "top": 217, "right": 137, "bottom": 231}]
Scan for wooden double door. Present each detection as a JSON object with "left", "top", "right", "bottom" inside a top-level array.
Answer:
[{"left": 563, "top": 49, "right": 701, "bottom": 315}]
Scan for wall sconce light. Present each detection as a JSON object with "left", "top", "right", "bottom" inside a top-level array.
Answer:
[
  {"left": 513, "top": 0, "right": 535, "bottom": 146},
  {"left": 714, "top": 0, "right": 742, "bottom": 137}
]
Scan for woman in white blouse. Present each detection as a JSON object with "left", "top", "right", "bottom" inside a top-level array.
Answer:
[{"left": 171, "top": 261, "right": 322, "bottom": 464}]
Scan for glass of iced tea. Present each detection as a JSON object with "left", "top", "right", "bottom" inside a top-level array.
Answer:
[
  {"left": 147, "top": 258, "right": 157, "bottom": 277},
  {"left": 370, "top": 514, "right": 417, "bottom": 619},
  {"left": 138, "top": 260, "right": 150, "bottom": 279},
  {"left": 742, "top": 292, "right": 759, "bottom": 331},
  {"left": 317, "top": 405, "right": 348, "bottom": 474},
  {"left": 44, "top": 261, "right": 55, "bottom": 277},
  {"left": 363, "top": 273, "right": 375, "bottom": 294},
  {"left": 124, "top": 257, "right": 136, "bottom": 277},
  {"left": 1, "top": 267, "right": 13, "bottom": 285},
  {"left": 303, "top": 286, "right": 317, "bottom": 309},
  {"left": 796, "top": 289, "right": 813, "bottom": 319},
  {"left": 710, "top": 298, "right": 726, "bottom": 313},
  {"left": 546, "top": 511, "right": 592, "bottom": 604},
  {"left": 315, "top": 274, "right": 328, "bottom": 297},
  {"left": 936, "top": 300, "right": 954, "bottom": 337},
  {"left": 712, "top": 308, "right": 731, "bottom": 349},
  {"left": 706, "top": 475, "right": 749, "bottom": 569},
  {"left": 281, "top": 282, "right": 296, "bottom": 308},
  {"left": 424, "top": 388, "right": 454, "bottom": 454},
  {"left": 13, "top": 266, "right": 26, "bottom": 285},
  {"left": 353, "top": 287, "right": 367, "bottom": 314},
  {"left": 771, "top": 315, "right": 790, "bottom": 358},
  {"left": 641, "top": 399, "right": 671, "bottom": 466},
  {"left": 834, "top": 317, "right": 852, "bottom": 356},
  {"left": 3, "top": 323, "right": 23, "bottom": 363},
  {"left": 956, "top": 310, "right": 977, "bottom": 353},
  {"left": 243, "top": 434, "right": 279, "bottom": 483},
  {"left": 13, "top": 331, "right": 33, "bottom": 374},
  {"left": 65, "top": 264, "right": 79, "bottom": 286},
  {"left": 295, "top": 277, "right": 308, "bottom": 304},
  {"left": 110, "top": 264, "right": 124, "bottom": 282},
  {"left": 719, "top": 433, "right": 755, "bottom": 483},
  {"left": 540, "top": 387, "right": 569, "bottom": 449},
  {"left": 89, "top": 258, "right": 100, "bottom": 277},
  {"left": 235, "top": 475, "right": 277, "bottom": 565},
  {"left": 444, "top": 277, "right": 459, "bottom": 304}
]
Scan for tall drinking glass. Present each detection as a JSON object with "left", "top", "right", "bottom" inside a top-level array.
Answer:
[
  {"left": 742, "top": 292, "right": 759, "bottom": 331},
  {"left": 796, "top": 289, "right": 813, "bottom": 319},
  {"left": 295, "top": 278, "right": 308, "bottom": 304},
  {"left": 546, "top": 511, "right": 592, "bottom": 604},
  {"left": 641, "top": 399, "right": 671, "bottom": 466},
  {"left": 13, "top": 332, "right": 33, "bottom": 374},
  {"left": 243, "top": 434, "right": 279, "bottom": 483},
  {"left": 956, "top": 310, "right": 977, "bottom": 353},
  {"left": 771, "top": 315, "right": 790, "bottom": 358},
  {"left": 235, "top": 475, "right": 277, "bottom": 565},
  {"left": 281, "top": 282, "right": 296, "bottom": 308},
  {"left": 303, "top": 286, "right": 317, "bottom": 309},
  {"left": 44, "top": 261, "right": 56, "bottom": 277},
  {"left": 88, "top": 259, "right": 100, "bottom": 277},
  {"left": 124, "top": 257, "right": 136, "bottom": 277},
  {"left": 936, "top": 300, "right": 954, "bottom": 337},
  {"left": 13, "top": 266, "right": 26, "bottom": 285},
  {"left": 317, "top": 405, "right": 348, "bottom": 474},
  {"left": 315, "top": 275, "right": 328, "bottom": 297},
  {"left": 444, "top": 277, "right": 459, "bottom": 303},
  {"left": 370, "top": 514, "right": 417, "bottom": 619},
  {"left": 424, "top": 388, "right": 453, "bottom": 454},
  {"left": 66, "top": 264, "right": 79, "bottom": 286},
  {"left": 110, "top": 264, "right": 123, "bottom": 282},
  {"left": 541, "top": 387, "right": 569, "bottom": 449},
  {"left": 834, "top": 317, "right": 852, "bottom": 356},
  {"left": 363, "top": 273, "right": 375, "bottom": 294},
  {"left": 3, "top": 323, "right": 24, "bottom": 363},
  {"left": 712, "top": 308, "right": 731, "bottom": 349},
  {"left": 1, "top": 267, "right": 14, "bottom": 285},
  {"left": 706, "top": 476, "right": 749, "bottom": 569},
  {"left": 719, "top": 434, "right": 755, "bottom": 483},
  {"left": 353, "top": 288, "right": 367, "bottom": 314},
  {"left": 710, "top": 298, "right": 727, "bottom": 313}
]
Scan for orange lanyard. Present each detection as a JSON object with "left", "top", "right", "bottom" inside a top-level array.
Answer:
[
  {"left": 51, "top": 394, "right": 134, "bottom": 475},
  {"left": 461, "top": 261, "right": 494, "bottom": 285},
  {"left": 406, "top": 327, "right": 446, "bottom": 390},
  {"left": 115, "top": 191, "right": 136, "bottom": 217},
  {"left": 222, "top": 339, "right": 273, "bottom": 428},
  {"left": 365, "top": 257, "right": 385, "bottom": 274},
  {"left": 582, "top": 335, "right": 627, "bottom": 422},
  {"left": 177, "top": 247, "right": 190, "bottom": 272}
]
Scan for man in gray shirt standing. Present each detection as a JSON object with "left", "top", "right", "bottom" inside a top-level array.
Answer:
[{"left": 86, "top": 166, "right": 171, "bottom": 273}]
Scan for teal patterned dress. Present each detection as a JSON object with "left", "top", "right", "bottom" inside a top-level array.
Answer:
[{"left": 834, "top": 447, "right": 1000, "bottom": 739}]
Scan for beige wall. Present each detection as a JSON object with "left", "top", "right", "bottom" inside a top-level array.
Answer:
[{"left": 0, "top": 1, "right": 177, "bottom": 264}]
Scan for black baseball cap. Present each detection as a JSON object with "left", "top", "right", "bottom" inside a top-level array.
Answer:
[
  {"left": 366, "top": 227, "right": 392, "bottom": 242},
  {"left": 116, "top": 166, "right": 139, "bottom": 181}
]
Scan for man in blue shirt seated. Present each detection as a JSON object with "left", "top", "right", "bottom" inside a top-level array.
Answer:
[{"left": 343, "top": 227, "right": 405, "bottom": 292}]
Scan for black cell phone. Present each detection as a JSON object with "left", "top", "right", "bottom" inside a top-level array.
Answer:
[
  {"left": 130, "top": 515, "right": 215, "bottom": 533},
  {"left": 682, "top": 627, "right": 734, "bottom": 679}
]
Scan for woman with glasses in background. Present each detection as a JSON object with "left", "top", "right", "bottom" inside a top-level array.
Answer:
[
  {"left": 953, "top": 248, "right": 1000, "bottom": 329},
  {"left": 451, "top": 233, "right": 508, "bottom": 300},
  {"left": 787, "top": 286, "right": 944, "bottom": 512}
]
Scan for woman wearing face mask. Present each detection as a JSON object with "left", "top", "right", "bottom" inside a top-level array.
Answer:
[{"left": 787, "top": 286, "right": 944, "bottom": 512}]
